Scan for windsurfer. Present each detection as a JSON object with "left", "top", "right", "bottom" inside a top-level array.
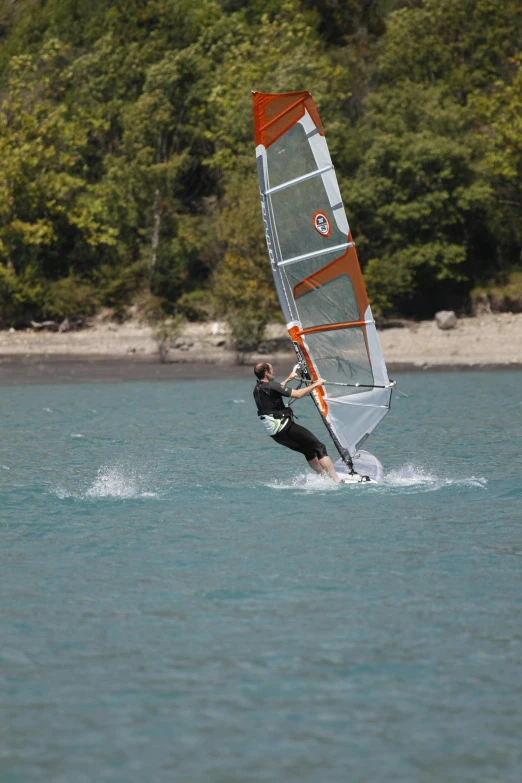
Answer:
[{"left": 253, "top": 362, "right": 342, "bottom": 482}]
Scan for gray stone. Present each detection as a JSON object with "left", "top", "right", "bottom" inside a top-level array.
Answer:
[
  {"left": 210, "top": 321, "right": 226, "bottom": 336},
  {"left": 172, "top": 337, "right": 194, "bottom": 350},
  {"left": 435, "top": 310, "right": 457, "bottom": 330}
]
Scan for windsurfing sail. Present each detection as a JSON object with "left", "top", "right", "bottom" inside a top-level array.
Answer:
[{"left": 252, "top": 90, "right": 393, "bottom": 466}]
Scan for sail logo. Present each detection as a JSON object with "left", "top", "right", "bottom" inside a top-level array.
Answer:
[
  {"left": 311, "top": 388, "right": 327, "bottom": 415},
  {"left": 313, "top": 211, "right": 331, "bottom": 237}
]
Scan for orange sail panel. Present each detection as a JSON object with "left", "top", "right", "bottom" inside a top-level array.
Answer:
[
  {"left": 252, "top": 90, "right": 392, "bottom": 459},
  {"left": 253, "top": 90, "right": 323, "bottom": 149}
]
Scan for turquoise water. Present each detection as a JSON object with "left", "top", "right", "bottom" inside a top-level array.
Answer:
[{"left": 1, "top": 371, "right": 521, "bottom": 783}]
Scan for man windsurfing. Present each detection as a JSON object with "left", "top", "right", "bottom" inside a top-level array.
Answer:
[{"left": 253, "top": 362, "right": 343, "bottom": 482}]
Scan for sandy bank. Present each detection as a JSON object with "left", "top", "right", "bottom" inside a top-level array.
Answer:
[
  {"left": 0, "top": 313, "right": 521, "bottom": 383},
  {"left": 378, "top": 312, "right": 522, "bottom": 368}
]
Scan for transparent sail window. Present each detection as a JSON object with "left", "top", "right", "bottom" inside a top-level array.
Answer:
[
  {"left": 304, "top": 327, "right": 374, "bottom": 397},
  {"left": 295, "top": 274, "right": 360, "bottom": 329},
  {"left": 269, "top": 177, "right": 345, "bottom": 262},
  {"left": 282, "top": 249, "right": 346, "bottom": 290},
  {"left": 281, "top": 249, "right": 341, "bottom": 323},
  {"left": 265, "top": 123, "right": 317, "bottom": 190}
]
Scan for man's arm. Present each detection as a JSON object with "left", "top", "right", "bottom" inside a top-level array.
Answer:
[
  {"left": 281, "top": 366, "right": 325, "bottom": 399},
  {"left": 281, "top": 368, "right": 298, "bottom": 386},
  {"left": 289, "top": 378, "right": 325, "bottom": 400}
]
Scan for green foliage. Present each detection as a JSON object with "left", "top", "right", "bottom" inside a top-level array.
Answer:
[
  {"left": 211, "top": 174, "right": 280, "bottom": 354},
  {"left": 471, "top": 270, "right": 522, "bottom": 314},
  {"left": 43, "top": 275, "right": 98, "bottom": 320},
  {"left": 0, "top": 264, "right": 46, "bottom": 325},
  {"left": 379, "top": 0, "right": 522, "bottom": 97},
  {"left": 227, "top": 309, "right": 268, "bottom": 363},
  {"left": 469, "top": 54, "right": 522, "bottom": 265},
  {"left": 0, "top": 0, "right": 520, "bottom": 328},
  {"left": 0, "top": 40, "right": 118, "bottom": 275},
  {"left": 339, "top": 0, "right": 522, "bottom": 315},
  {"left": 0, "top": 263, "right": 99, "bottom": 324},
  {"left": 343, "top": 85, "right": 493, "bottom": 314},
  {"left": 94, "top": 261, "right": 148, "bottom": 317},
  {"left": 176, "top": 289, "right": 217, "bottom": 322}
]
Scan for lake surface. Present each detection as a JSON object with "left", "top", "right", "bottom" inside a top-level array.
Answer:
[{"left": 1, "top": 371, "right": 521, "bottom": 782}]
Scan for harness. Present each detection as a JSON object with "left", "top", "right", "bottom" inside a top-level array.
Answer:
[{"left": 254, "top": 381, "right": 294, "bottom": 436}]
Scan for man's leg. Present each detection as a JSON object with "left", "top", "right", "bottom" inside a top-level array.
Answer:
[
  {"left": 319, "top": 455, "right": 341, "bottom": 482},
  {"left": 273, "top": 423, "right": 341, "bottom": 483},
  {"left": 307, "top": 457, "right": 323, "bottom": 475},
  {"left": 307, "top": 455, "right": 341, "bottom": 482}
]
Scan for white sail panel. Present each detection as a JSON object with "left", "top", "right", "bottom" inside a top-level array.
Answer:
[
  {"left": 303, "top": 328, "right": 374, "bottom": 392},
  {"left": 327, "top": 387, "right": 393, "bottom": 454}
]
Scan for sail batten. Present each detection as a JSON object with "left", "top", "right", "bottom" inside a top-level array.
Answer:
[
  {"left": 297, "top": 320, "right": 373, "bottom": 335},
  {"left": 264, "top": 165, "right": 334, "bottom": 196},
  {"left": 253, "top": 90, "right": 392, "bottom": 461},
  {"left": 278, "top": 243, "right": 352, "bottom": 267}
]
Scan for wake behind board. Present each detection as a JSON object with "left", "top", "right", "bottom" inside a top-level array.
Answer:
[{"left": 334, "top": 450, "right": 384, "bottom": 483}]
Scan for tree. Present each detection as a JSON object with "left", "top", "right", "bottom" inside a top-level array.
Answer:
[
  {"left": 470, "top": 54, "right": 522, "bottom": 271},
  {"left": 337, "top": 0, "right": 522, "bottom": 315},
  {"left": 343, "top": 85, "right": 493, "bottom": 315},
  {"left": 0, "top": 40, "right": 117, "bottom": 322}
]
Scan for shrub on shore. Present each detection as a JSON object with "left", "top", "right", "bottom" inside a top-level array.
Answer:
[{"left": 471, "top": 270, "right": 522, "bottom": 315}]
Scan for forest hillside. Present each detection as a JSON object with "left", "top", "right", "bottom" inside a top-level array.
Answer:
[{"left": 0, "top": 0, "right": 520, "bottom": 334}]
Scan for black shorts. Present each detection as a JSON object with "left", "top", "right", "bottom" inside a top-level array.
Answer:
[{"left": 271, "top": 420, "right": 328, "bottom": 462}]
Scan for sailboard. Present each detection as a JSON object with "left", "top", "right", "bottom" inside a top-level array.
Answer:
[{"left": 252, "top": 90, "right": 393, "bottom": 480}]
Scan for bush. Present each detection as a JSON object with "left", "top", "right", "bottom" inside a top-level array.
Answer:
[
  {"left": 139, "top": 293, "right": 186, "bottom": 362},
  {"left": 471, "top": 269, "right": 522, "bottom": 314},
  {"left": 175, "top": 289, "right": 216, "bottom": 322},
  {"left": 227, "top": 307, "right": 268, "bottom": 364},
  {"left": 43, "top": 274, "right": 98, "bottom": 320},
  {"left": 0, "top": 264, "right": 47, "bottom": 327},
  {"left": 95, "top": 261, "right": 148, "bottom": 319}
]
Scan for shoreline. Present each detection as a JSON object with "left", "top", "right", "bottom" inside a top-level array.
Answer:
[
  {"left": 0, "top": 312, "right": 521, "bottom": 385},
  {"left": 0, "top": 354, "right": 521, "bottom": 386}
]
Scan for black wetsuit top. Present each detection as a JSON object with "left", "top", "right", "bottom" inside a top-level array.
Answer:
[{"left": 253, "top": 380, "right": 292, "bottom": 415}]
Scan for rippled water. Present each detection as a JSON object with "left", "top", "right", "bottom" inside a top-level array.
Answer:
[{"left": 1, "top": 371, "right": 521, "bottom": 782}]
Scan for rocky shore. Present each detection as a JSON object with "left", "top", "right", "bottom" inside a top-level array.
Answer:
[{"left": 0, "top": 313, "right": 521, "bottom": 384}]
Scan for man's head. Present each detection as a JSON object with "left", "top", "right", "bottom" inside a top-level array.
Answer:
[{"left": 254, "top": 362, "right": 275, "bottom": 381}]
